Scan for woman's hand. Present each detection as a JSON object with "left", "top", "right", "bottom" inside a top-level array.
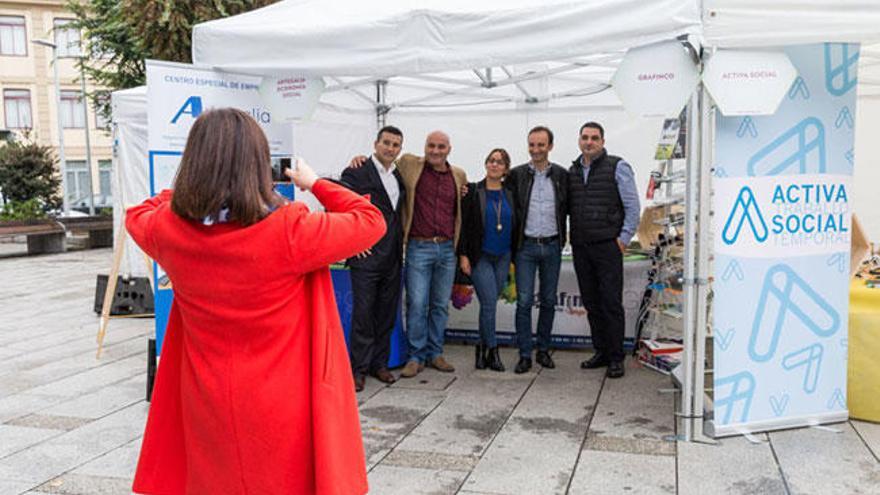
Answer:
[
  {"left": 286, "top": 158, "right": 318, "bottom": 191},
  {"left": 459, "top": 256, "right": 471, "bottom": 276}
]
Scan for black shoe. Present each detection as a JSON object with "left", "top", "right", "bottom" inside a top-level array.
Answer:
[
  {"left": 606, "top": 361, "right": 625, "bottom": 378},
  {"left": 354, "top": 375, "right": 365, "bottom": 392},
  {"left": 580, "top": 354, "right": 610, "bottom": 369},
  {"left": 536, "top": 351, "right": 555, "bottom": 369},
  {"left": 475, "top": 343, "right": 486, "bottom": 370},
  {"left": 486, "top": 347, "right": 505, "bottom": 372},
  {"left": 514, "top": 357, "right": 532, "bottom": 374}
]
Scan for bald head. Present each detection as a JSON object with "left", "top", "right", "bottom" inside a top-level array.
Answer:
[{"left": 424, "top": 130, "right": 452, "bottom": 170}]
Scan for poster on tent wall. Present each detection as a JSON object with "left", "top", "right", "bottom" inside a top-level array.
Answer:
[
  {"left": 711, "top": 43, "right": 858, "bottom": 436},
  {"left": 145, "top": 60, "right": 293, "bottom": 354}
]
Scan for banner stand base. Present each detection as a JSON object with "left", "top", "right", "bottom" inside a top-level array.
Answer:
[{"left": 707, "top": 411, "right": 849, "bottom": 438}]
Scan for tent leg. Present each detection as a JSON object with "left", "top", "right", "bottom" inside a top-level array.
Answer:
[
  {"left": 376, "top": 79, "right": 388, "bottom": 129},
  {"left": 680, "top": 90, "right": 700, "bottom": 442}
]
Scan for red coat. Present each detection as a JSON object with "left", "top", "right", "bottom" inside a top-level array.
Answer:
[{"left": 127, "top": 180, "right": 385, "bottom": 495}]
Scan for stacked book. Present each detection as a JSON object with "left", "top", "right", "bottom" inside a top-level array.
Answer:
[{"left": 637, "top": 339, "right": 683, "bottom": 375}]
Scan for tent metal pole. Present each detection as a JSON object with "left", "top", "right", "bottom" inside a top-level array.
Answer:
[
  {"left": 680, "top": 88, "right": 701, "bottom": 442},
  {"left": 376, "top": 79, "right": 388, "bottom": 129}
]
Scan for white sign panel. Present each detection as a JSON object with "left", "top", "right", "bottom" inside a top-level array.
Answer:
[
  {"left": 259, "top": 75, "right": 324, "bottom": 122},
  {"left": 703, "top": 50, "right": 798, "bottom": 116},
  {"left": 611, "top": 40, "right": 699, "bottom": 117}
]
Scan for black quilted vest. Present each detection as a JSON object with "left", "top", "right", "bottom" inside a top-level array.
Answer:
[{"left": 568, "top": 151, "right": 624, "bottom": 244}]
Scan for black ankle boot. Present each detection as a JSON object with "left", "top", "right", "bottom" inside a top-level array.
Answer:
[
  {"left": 475, "top": 343, "right": 486, "bottom": 369},
  {"left": 486, "top": 347, "right": 505, "bottom": 372}
]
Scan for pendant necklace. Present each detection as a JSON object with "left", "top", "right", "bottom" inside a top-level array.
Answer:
[{"left": 493, "top": 193, "right": 503, "bottom": 232}]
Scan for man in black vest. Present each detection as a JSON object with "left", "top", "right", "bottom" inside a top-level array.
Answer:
[
  {"left": 568, "top": 122, "right": 641, "bottom": 378},
  {"left": 340, "top": 126, "right": 406, "bottom": 391}
]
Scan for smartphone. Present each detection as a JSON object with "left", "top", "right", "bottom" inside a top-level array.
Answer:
[{"left": 278, "top": 157, "right": 293, "bottom": 182}]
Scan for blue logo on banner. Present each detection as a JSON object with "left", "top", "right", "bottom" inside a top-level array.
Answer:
[
  {"left": 722, "top": 187, "right": 768, "bottom": 245},
  {"left": 845, "top": 149, "right": 854, "bottom": 165},
  {"left": 715, "top": 372, "right": 755, "bottom": 424},
  {"left": 824, "top": 43, "right": 859, "bottom": 96},
  {"left": 827, "top": 388, "right": 846, "bottom": 410},
  {"left": 827, "top": 253, "right": 846, "bottom": 273},
  {"left": 782, "top": 344, "right": 824, "bottom": 394},
  {"left": 171, "top": 96, "right": 204, "bottom": 124},
  {"left": 835, "top": 106, "right": 854, "bottom": 129},
  {"left": 721, "top": 259, "right": 745, "bottom": 282},
  {"left": 715, "top": 328, "right": 735, "bottom": 351},
  {"left": 769, "top": 394, "right": 790, "bottom": 417},
  {"left": 748, "top": 117, "right": 826, "bottom": 176},
  {"left": 713, "top": 166, "right": 729, "bottom": 178},
  {"left": 749, "top": 264, "right": 840, "bottom": 362},
  {"left": 788, "top": 76, "right": 810, "bottom": 100},
  {"left": 737, "top": 117, "right": 758, "bottom": 138}
]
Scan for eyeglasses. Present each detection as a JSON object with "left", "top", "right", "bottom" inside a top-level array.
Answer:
[{"left": 486, "top": 159, "right": 506, "bottom": 165}]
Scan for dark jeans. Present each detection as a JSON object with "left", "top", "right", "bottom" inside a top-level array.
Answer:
[
  {"left": 514, "top": 238, "right": 561, "bottom": 357},
  {"left": 349, "top": 261, "right": 402, "bottom": 377},
  {"left": 572, "top": 240, "right": 625, "bottom": 363},
  {"left": 470, "top": 251, "right": 512, "bottom": 348},
  {"left": 405, "top": 240, "right": 456, "bottom": 363}
]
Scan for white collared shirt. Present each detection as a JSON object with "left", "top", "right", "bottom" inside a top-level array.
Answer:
[{"left": 373, "top": 155, "right": 400, "bottom": 209}]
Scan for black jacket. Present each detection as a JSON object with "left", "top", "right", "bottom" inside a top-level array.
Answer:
[
  {"left": 457, "top": 179, "right": 518, "bottom": 266},
  {"left": 567, "top": 151, "right": 624, "bottom": 244},
  {"left": 505, "top": 162, "right": 568, "bottom": 250},
  {"left": 339, "top": 157, "right": 405, "bottom": 270}
]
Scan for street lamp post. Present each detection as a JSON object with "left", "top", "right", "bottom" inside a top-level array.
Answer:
[
  {"left": 77, "top": 58, "right": 95, "bottom": 216},
  {"left": 31, "top": 38, "right": 70, "bottom": 216}
]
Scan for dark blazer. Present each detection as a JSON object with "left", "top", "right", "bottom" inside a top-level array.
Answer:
[
  {"left": 457, "top": 179, "right": 517, "bottom": 267},
  {"left": 339, "top": 157, "right": 406, "bottom": 271},
  {"left": 505, "top": 162, "right": 568, "bottom": 250}
]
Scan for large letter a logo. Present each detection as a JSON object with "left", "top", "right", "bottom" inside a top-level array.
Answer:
[{"left": 722, "top": 187, "right": 768, "bottom": 245}]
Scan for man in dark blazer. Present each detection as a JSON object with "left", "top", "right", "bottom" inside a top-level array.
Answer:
[{"left": 340, "top": 126, "right": 406, "bottom": 392}]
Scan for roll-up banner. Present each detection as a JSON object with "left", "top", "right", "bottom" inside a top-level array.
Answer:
[
  {"left": 145, "top": 60, "right": 295, "bottom": 354},
  {"left": 711, "top": 44, "right": 859, "bottom": 436}
]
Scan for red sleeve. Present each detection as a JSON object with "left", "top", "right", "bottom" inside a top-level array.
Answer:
[
  {"left": 125, "top": 189, "right": 173, "bottom": 260},
  {"left": 286, "top": 179, "right": 386, "bottom": 274}
]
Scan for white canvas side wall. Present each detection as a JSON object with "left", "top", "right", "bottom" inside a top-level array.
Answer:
[{"left": 854, "top": 95, "right": 880, "bottom": 243}]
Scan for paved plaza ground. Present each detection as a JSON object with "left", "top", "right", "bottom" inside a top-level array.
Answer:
[{"left": 1, "top": 247, "right": 878, "bottom": 494}]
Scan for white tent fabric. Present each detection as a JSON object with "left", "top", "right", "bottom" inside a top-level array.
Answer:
[
  {"left": 111, "top": 86, "right": 149, "bottom": 277},
  {"left": 192, "top": 0, "right": 701, "bottom": 77},
  {"left": 703, "top": 0, "right": 880, "bottom": 47}
]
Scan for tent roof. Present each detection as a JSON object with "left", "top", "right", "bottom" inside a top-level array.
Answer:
[{"left": 192, "top": 0, "right": 701, "bottom": 77}]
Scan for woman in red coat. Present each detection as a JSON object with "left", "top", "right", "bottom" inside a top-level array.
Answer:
[{"left": 127, "top": 108, "right": 384, "bottom": 495}]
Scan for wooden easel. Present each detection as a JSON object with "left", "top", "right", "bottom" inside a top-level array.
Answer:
[{"left": 95, "top": 213, "right": 155, "bottom": 358}]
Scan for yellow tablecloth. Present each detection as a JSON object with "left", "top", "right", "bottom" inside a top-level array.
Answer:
[{"left": 848, "top": 279, "right": 880, "bottom": 422}]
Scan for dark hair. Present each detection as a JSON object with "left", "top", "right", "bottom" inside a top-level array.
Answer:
[
  {"left": 579, "top": 121, "right": 605, "bottom": 139},
  {"left": 171, "top": 108, "right": 283, "bottom": 226},
  {"left": 484, "top": 148, "right": 511, "bottom": 170},
  {"left": 528, "top": 125, "right": 554, "bottom": 145},
  {"left": 376, "top": 125, "right": 403, "bottom": 142}
]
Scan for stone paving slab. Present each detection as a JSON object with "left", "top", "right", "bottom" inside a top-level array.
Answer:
[
  {"left": 677, "top": 434, "right": 785, "bottom": 495},
  {"left": 770, "top": 422, "right": 880, "bottom": 495},
  {"left": 359, "top": 387, "right": 446, "bottom": 468},
  {"left": 0, "top": 424, "right": 60, "bottom": 459},
  {"left": 852, "top": 420, "right": 880, "bottom": 460},
  {"left": 459, "top": 350, "right": 601, "bottom": 495},
  {"left": 368, "top": 465, "right": 467, "bottom": 495},
  {"left": 72, "top": 438, "right": 141, "bottom": 479},
  {"left": 568, "top": 450, "right": 676, "bottom": 495}
]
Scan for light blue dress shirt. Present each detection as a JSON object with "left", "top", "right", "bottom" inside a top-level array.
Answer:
[{"left": 523, "top": 163, "right": 558, "bottom": 238}]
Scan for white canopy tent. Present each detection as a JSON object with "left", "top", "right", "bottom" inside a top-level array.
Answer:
[{"left": 111, "top": 0, "right": 880, "bottom": 441}]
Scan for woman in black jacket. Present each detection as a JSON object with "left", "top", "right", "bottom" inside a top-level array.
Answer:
[{"left": 458, "top": 148, "right": 516, "bottom": 371}]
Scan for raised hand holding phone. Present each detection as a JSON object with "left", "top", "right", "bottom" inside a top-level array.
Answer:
[{"left": 285, "top": 158, "right": 318, "bottom": 191}]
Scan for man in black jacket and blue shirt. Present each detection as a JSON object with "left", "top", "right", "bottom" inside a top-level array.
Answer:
[
  {"left": 506, "top": 126, "right": 568, "bottom": 374},
  {"left": 569, "top": 122, "right": 641, "bottom": 378},
  {"left": 340, "top": 125, "right": 406, "bottom": 391}
]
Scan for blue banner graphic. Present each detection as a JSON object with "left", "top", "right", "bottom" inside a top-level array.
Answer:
[{"left": 712, "top": 44, "right": 857, "bottom": 434}]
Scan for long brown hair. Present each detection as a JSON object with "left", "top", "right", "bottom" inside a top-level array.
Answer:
[{"left": 171, "top": 108, "right": 283, "bottom": 226}]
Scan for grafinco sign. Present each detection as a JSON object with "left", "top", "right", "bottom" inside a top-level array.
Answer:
[
  {"left": 703, "top": 50, "right": 798, "bottom": 116},
  {"left": 611, "top": 40, "right": 699, "bottom": 117}
]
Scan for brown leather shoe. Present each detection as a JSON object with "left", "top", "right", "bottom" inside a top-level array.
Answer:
[
  {"left": 400, "top": 360, "right": 423, "bottom": 378},
  {"left": 371, "top": 368, "right": 397, "bottom": 384},
  {"left": 428, "top": 356, "right": 455, "bottom": 373},
  {"left": 354, "top": 375, "right": 365, "bottom": 392}
]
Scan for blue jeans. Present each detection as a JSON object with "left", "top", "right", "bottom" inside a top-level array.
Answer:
[
  {"left": 405, "top": 240, "right": 456, "bottom": 363},
  {"left": 514, "top": 239, "right": 561, "bottom": 357},
  {"left": 470, "top": 251, "right": 512, "bottom": 348}
]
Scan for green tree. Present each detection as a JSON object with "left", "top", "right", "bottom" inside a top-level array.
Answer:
[
  {"left": 67, "top": 0, "right": 279, "bottom": 120},
  {"left": 0, "top": 139, "right": 61, "bottom": 212}
]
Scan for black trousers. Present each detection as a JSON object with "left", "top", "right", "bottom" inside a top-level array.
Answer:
[
  {"left": 572, "top": 240, "right": 625, "bottom": 363},
  {"left": 349, "top": 260, "right": 402, "bottom": 377}
]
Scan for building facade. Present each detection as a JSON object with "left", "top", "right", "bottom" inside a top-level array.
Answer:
[{"left": 0, "top": 0, "right": 113, "bottom": 211}]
